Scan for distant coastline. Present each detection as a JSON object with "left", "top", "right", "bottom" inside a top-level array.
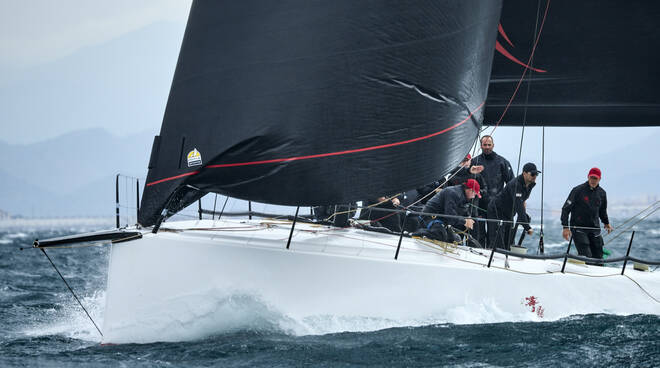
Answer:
[{"left": 0, "top": 216, "right": 115, "bottom": 230}]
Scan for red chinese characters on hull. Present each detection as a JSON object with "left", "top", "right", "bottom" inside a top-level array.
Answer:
[{"left": 523, "top": 296, "right": 545, "bottom": 318}]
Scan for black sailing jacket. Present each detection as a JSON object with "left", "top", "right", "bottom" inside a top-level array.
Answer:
[
  {"left": 470, "top": 151, "right": 514, "bottom": 199},
  {"left": 560, "top": 182, "right": 609, "bottom": 230},
  {"left": 422, "top": 185, "right": 469, "bottom": 228},
  {"left": 491, "top": 174, "right": 535, "bottom": 230},
  {"left": 444, "top": 166, "right": 485, "bottom": 189}
]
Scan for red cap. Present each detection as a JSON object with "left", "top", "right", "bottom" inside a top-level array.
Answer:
[
  {"left": 465, "top": 179, "right": 482, "bottom": 198},
  {"left": 466, "top": 153, "right": 472, "bottom": 160},
  {"left": 588, "top": 167, "right": 601, "bottom": 179}
]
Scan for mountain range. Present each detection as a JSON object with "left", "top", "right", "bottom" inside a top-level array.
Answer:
[
  {"left": 0, "top": 128, "right": 151, "bottom": 217},
  {"left": 0, "top": 127, "right": 657, "bottom": 218}
]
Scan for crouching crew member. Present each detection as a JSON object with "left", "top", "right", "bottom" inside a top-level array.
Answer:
[
  {"left": 414, "top": 179, "right": 481, "bottom": 243},
  {"left": 487, "top": 162, "right": 538, "bottom": 250},
  {"left": 560, "top": 167, "right": 613, "bottom": 264}
]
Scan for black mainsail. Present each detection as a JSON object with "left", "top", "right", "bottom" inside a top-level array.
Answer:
[
  {"left": 139, "top": 1, "right": 502, "bottom": 226},
  {"left": 487, "top": 0, "right": 660, "bottom": 127}
]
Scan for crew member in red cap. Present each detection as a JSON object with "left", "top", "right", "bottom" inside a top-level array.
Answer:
[
  {"left": 561, "top": 167, "right": 613, "bottom": 264},
  {"left": 413, "top": 179, "right": 481, "bottom": 243}
]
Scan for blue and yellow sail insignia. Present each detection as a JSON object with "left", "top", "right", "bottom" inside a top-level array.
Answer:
[{"left": 187, "top": 148, "right": 202, "bottom": 167}]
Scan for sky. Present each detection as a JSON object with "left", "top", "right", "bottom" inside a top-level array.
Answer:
[
  {"left": 1, "top": 1, "right": 657, "bottom": 152},
  {"left": 0, "top": 1, "right": 191, "bottom": 72},
  {"left": 0, "top": 1, "right": 658, "bottom": 217}
]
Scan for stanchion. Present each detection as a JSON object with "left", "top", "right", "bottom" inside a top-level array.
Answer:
[
  {"left": 621, "top": 231, "right": 636, "bottom": 275},
  {"left": 560, "top": 234, "right": 574, "bottom": 273},
  {"left": 286, "top": 207, "right": 300, "bottom": 250}
]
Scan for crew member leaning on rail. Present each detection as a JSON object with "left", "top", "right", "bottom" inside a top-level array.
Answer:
[
  {"left": 413, "top": 179, "right": 481, "bottom": 244},
  {"left": 560, "top": 167, "right": 613, "bottom": 265}
]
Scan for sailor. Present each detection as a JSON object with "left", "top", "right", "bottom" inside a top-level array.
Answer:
[
  {"left": 560, "top": 167, "right": 613, "bottom": 264},
  {"left": 415, "top": 179, "right": 443, "bottom": 205},
  {"left": 414, "top": 179, "right": 481, "bottom": 243},
  {"left": 359, "top": 195, "right": 403, "bottom": 232},
  {"left": 313, "top": 204, "right": 357, "bottom": 227},
  {"left": 444, "top": 154, "right": 485, "bottom": 189},
  {"left": 415, "top": 154, "right": 484, "bottom": 205},
  {"left": 470, "top": 135, "right": 514, "bottom": 245},
  {"left": 487, "top": 162, "right": 538, "bottom": 250}
]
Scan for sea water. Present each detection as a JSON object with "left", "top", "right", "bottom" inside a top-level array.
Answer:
[{"left": 1, "top": 218, "right": 658, "bottom": 367}]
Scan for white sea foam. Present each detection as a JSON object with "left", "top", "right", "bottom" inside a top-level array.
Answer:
[
  {"left": 101, "top": 291, "right": 553, "bottom": 343},
  {"left": 23, "top": 290, "right": 106, "bottom": 343},
  {"left": 289, "top": 299, "right": 543, "bottom": 336},
  {"left": 543, "top": 241, "right": 569, "bottom": 249},
  {"left": 7, "top": 232, "right": 28, "bottom": 239}
]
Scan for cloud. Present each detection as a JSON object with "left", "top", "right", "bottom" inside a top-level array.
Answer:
[{"left": 0, "top": 0, "right": 191, "bottom": 69}]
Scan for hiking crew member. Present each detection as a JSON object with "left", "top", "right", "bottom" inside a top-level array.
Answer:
[
  {"left": 416, "top": 154, "right": 483, "bottom": 205},
  {"left": 359, "top": 195, "right": 403, "bottom": 233},
  {"left": 560, "top": 167, "right": 613, "bottom": 264},
  {"left": 471, "top": 135, "right": 514, "bottom": 245},
  {"left": 415, "top": 179, "right": 481, "bottom": 243},
  {"left": 444, "top": 154, "right": 485, "bottom": 190},
  {"left": 487, "top": 162, "right": 538, "bottom": 250}
]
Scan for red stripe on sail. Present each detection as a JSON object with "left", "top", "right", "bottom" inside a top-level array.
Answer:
[
  {"left": 498, "top": 23, "right": 515, "bottom": 47},
  {"left": 492, "top": 0, "right": 552, "bottom": 133},
  {"left": 146, "top": 101, "right": 484, "bottom": 186},
  {"left": 146, "top": 171, "right": 199, "bottom": 187},
  {"left": 496, "top": 41, "right": 546, "bottom": 73}
]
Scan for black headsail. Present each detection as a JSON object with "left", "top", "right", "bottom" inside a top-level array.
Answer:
[
  {"left": 487, "top": 0, "right": 660, "bottom": 127},
  {"left": 139, "top": 1, "right": 502, "bottom": 226}
]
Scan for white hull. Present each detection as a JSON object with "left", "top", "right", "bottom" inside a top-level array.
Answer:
[{"left": 103, "top": 219, "right": 660, "bottom": 343}]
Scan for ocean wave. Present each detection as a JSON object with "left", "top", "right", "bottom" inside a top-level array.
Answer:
[
  {"left": 7, "top": 232, "right": 28, "bottom": 239},
  {"left": 100, "top": 291, "right": 552, "bottom": 344},
  {"left": 22, "top": 290, "right": 106, "bottom": 343}
]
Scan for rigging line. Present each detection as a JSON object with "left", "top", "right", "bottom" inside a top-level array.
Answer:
[
  {"left": 368, "top": 138, "right": 481, "bottom": 225},
  {"left": 490, "top": 0, "right": 551, "bottom": 135},
  {"left": 368, "top": 162, "right": 465, "bottom": 225},
  {"left": 325, "top": 193, "right": 401, "bottom": 222},
  {"left": 418, "top": 240, "right": 659, "bottom": 289},
  {"left": 623, "top": 274, "right": 660, "bottom": 304},
  {"left": 39, "top": 248, "right": 103, "bottom": 337},
  {"left": 604, "top": 205, "right": 660, "bottom": 246},
  {"left": 539, "top": 126, "right": 545, "bottom": 253},
  {"left": 507, "top": 0, "right": 542, "bottom": 245},
  {"left": 606, "top": 200, "right": 660, "bottom": 237}
]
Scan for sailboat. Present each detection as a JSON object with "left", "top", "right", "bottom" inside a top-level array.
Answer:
[{"left": 35, "top": 1, "right": 660, "bottom": 343}]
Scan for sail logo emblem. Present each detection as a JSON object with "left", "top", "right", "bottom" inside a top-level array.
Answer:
[{"left": 187, "top": 148, "right": 202, "bottom": 167}]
